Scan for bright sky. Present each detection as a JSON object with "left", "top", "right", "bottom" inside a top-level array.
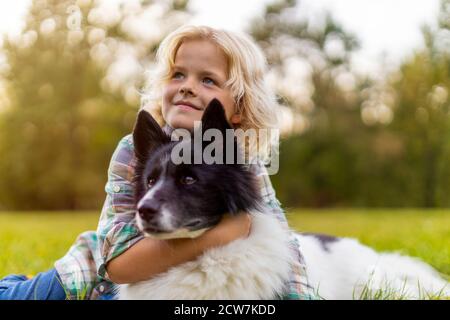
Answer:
[
  {"left": 190, "top": 0, "right": 441, "bottom": 75},
  {"left": 0, "top": 0, "right": 441, "bottom": 76}
]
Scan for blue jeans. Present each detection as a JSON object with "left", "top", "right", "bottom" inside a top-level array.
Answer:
[{"left": 0, "top": 268, "right": 66, "bottom": 300}]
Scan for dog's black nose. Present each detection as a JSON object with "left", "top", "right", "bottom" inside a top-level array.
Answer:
[{"left": 138, "top": 206, "right": 157, "bottom": 221}]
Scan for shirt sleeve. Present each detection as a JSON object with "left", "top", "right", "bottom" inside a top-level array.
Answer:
[
  {"left": 257, "top": 164, "right": 319, "bottom": 300},
  {"left": 96, "top": 134, "right": 144, "bottom": 280}
]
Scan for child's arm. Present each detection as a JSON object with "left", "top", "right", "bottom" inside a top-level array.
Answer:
[{"left": 106, "top": 213, "right": 251, "bottom": 284}]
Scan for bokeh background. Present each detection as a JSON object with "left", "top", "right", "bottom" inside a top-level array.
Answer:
[
  {"left": 2, "top": 0, "right": 450, "bottom": 209},
  {"left": 0, "top": 0, "right": 448, "bottom": 286}
]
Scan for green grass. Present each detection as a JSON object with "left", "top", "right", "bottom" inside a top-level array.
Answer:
[
  {"left": 0, "top": 209, "right": 449, "bottom": 284},
  {"left": 0, "top": 211, "right": 99, "bottom": 278}
]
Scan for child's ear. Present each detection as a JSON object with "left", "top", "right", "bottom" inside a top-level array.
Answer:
[
  {"left": 133, "top": 110, "right": 169, "bottom": 161},
  {"left": 230, "top": 113, "right": 241, "bottom": 125}
]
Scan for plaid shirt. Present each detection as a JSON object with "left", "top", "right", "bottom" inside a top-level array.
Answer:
[{"left": 54, "top": 134, "right": 318, "bottom": 300}]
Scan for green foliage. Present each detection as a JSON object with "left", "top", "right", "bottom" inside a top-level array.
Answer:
[
  {"left": 2, "top": 0, "right": 450, "bottom": 209},
  {"left": 250, "top": 0, "right": 371, "bottom": 207},
  {"left": 273, "top": 132, "right": 359, "bottom": 207},
  {"left": 0, "top": 0, "right": 188, "bottom": 209},
  {"left": 264, "top": 0, "right": 450, "bottom": 208}
]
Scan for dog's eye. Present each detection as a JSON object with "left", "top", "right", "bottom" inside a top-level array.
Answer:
[
  {"left": 147, "top": 177, "right": 156, "bottom": 188},
  {"left": 180, "top": 176, "right": 197, "bottom": 185}
]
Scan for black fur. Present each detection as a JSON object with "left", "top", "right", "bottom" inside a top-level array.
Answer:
[
  {"left": 302, "top": 232, "right": 340, "bottom": 252},
  {"left": 132, "top": 99, "right": 262, "bottom": 234}
]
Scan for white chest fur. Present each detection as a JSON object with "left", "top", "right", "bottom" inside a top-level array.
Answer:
[{"left": 118, "top": 212, "right": 294, "bottom": 300}]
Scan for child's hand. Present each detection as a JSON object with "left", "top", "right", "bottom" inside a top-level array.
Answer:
[{"left": 203, "top": 212, "right": 252, "bottom": 246}]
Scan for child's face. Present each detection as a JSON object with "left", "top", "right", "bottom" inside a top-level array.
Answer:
[{"left": 162, "top": 39, "right": 240, "bottom": 130}]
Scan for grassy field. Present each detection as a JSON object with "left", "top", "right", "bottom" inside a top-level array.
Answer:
[{"left": 0, "top": 209, "right": 449, "bottom": 282}]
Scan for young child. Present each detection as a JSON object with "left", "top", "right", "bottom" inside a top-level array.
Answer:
[{"left": 0, "top": 25, "right": 317, "bottom": 300}]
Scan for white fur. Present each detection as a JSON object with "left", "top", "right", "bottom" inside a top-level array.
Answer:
[
  {"left": 296, "top": 234, "right": 450, "bottom": 299},
  {"left": 118, "top": 211, "right": 294, "bottom": 299},
  {"left": 159, "top": 207, "right": 174, "bottom": 230},
  {"left": 118, "top": 212, "right": 449, "bottom": 300}
]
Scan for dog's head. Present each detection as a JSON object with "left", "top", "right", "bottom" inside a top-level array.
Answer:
[{"left": 132, "top": 99, "right": 262, "bottom": 239}]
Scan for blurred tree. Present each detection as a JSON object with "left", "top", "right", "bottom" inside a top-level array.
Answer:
[
  {"left": 262, "top": 0, "right": 450, "bottom": 208},
  {"left": 249, "top": 0, "right": 368, "bottom": 207},
  {"left": 380, "top": 0, "right": 450, "bottom": 207},
  {"left": 3, "top": 0, "right": 450, "bottom": 210},
  {"left": 0, "top": 0, "right": 189, "bottom": 210}
]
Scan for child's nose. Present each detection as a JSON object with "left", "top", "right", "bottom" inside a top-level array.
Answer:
[{"left": 179, "top": 79, "right": 196, "bottom": 96}]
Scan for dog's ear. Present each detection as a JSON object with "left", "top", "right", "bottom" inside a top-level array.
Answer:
[
  {"left": 201, "top": 98, "right": 233, "bottom": 134},
  {"left": 199, "top": 98, "right": 243, "bottom": 164},
  {"left": 133, "top": 110, "right": 169, "bottom": 161}
]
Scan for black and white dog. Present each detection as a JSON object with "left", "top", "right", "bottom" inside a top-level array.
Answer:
[{"left": 119, "top": 99, "right": 449, "bottom": 300}]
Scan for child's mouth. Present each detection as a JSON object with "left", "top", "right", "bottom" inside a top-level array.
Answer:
[
  {"left": 174, "top": 100, "right": 202, "bottom": 111},
  {"left": 176, "top": 104, "right": 201, "bottom": 111}
]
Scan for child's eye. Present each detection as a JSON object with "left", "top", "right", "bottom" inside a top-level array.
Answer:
[
  {"left": 180, "top": 175, "right": 197, "bottom": 185},
  {"left": 172, "top": 72, "right": 184, "bottom": 80},
  {"left": 202, "top": 77, "right": 215, "bottom": 85}
]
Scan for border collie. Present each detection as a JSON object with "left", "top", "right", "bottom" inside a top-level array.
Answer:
[{"left": 118, "top": 99, "right": 449, "bottom": 300}]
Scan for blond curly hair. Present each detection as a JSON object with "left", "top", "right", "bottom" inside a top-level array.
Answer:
[{"left": 141, "top": 25, "right": 280, "bottom": 160}]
